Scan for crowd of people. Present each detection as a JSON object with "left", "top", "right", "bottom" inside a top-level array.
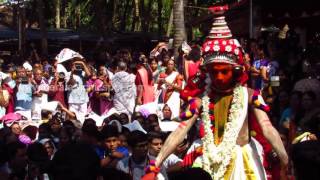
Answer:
[{"left": 1, "top": 14, "right": 320, "bottom": 180}]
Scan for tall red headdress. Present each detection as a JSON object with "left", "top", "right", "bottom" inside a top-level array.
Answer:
[{"left": 202, "top": 5, "right": 245, "bottom": 66}]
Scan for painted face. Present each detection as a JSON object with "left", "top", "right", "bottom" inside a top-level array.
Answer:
[{"left": 207, "top": 63, "right": 234, "bottom": 91}]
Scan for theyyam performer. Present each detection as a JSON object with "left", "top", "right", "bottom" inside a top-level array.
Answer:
[{"left": 143, "top": 4, "right": 288, "bottom": 180}]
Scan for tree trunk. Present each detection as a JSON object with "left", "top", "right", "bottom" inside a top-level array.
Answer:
[
  {"left": 166, "top": 8, "right": 173, "bottom": 37},
  {"left": 140, "top": 0, "right": 147, "bottom": 32},
  {"left": 132, "top": 0, "right": 141, "bottom": 31},
  {"left": 74, "top": 4, "right": 80, "bottom": 29},
  {"left": 173, "top": 0, "right": 186, "bottom": 58},
  {"left": 158, "top": 0, "right": 163, "bottom": 37},
  {"left": 55, "top": 0, "right": 61, "bottom": 28},
  {"left": 37, "top": 0, "right": 48, "bottom": 56},
  {"left": 94, "top": 0, "right": 108, "bottom": 47},
  {"left": 111, "top": 0, "right": 117, "bottom": 30},
  {"left": 61, "top": 0, "right": 67, "bottom": 28},
  {"left": 146, "top": 0, "right": 152, "bottom": 31},
  {"left": 121, "top": 0, "right": 130, "bottom": 31},
  {"left": 18, "top": 6, "right": 26, "bottom": 58}
]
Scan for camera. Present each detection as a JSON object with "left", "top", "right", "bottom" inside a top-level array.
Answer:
[
  {"left": 20, "top": 77, "right": 29, "bottom": 84},
  {"left": 270, "top": 76, "right": 280, "bottom": 87},
  {"left": 48, "top": 66, "right": 54, "bottom": 76},
  {"left": 58, "top": 72, "right": 65, "bottom": 80},
  {"left": 73, "top": 63, "right": 83, "bottom": 75},
  {"left": 75, "top": 64, "right": 83, "bottom": 71}
]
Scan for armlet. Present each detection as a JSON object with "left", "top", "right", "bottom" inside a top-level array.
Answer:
[{"left": 252, "top": 90, "right": 270, "bottom": 112}]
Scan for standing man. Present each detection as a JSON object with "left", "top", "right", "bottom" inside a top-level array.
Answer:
[
  {"left": 144, "top": 5, "right": 288, "bottom": 180},
  {"left": 112, "top": 61, "right": 136, "bottom": 116}
]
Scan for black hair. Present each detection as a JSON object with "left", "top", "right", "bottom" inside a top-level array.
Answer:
[
  {"left": 291, "top": 141, "right": 320, "bottom": 180},
  {"left": 50, "top": 142, "right": 100, "bottom": 180},
  {"left": 82, "top": 123, "right": 101, "bottom": 140},
  {"left": 127, "top": 130, "right": 147, "bottom": 148},
  {"left": 186, "top": 46, "right": 201, "bottom": 61},
  {"left": 147, "top": 114, "right": 159, "bottom": 123},
  {"left": 101, "top": 125, "right": 119, "bottom": 139},
  {"left": 7, "top": 141, "right": 27, "bottom": 161},
  {"left": 27, "top": 142, "right": 50, "bottom": 173},
  {"left": 302, "top": 91, "right": 317, "bottom": 101},
  {"left": 0, "top": 141, "right": 9, "bottom": 165},
  {"left": 100, "top": 167, "right": 131, "bottom": 180},
  {"left": 168, "top": 168, "right": 212, "bottom": 180},
  {"left": 147, "top": 131, "right": 163, "bottom": 142}
]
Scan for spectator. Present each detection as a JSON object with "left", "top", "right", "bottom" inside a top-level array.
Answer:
[
  {"left": 14, "top": 66, "right": 34, "bottom": 111},
  {"left": 49, "top": 71, "right": 67, "bottom": 108},
  {"left": 10, "top": 122, "right": 21, "bottom": 137},
  {"left": 101, "top": 125, "right": 129, "bottom": 168},
  {"left": 7, "top": 141, "right": 28, "bottom": 180},
  {"left": 81, "top": 122, "right": 104, "bottom": 160},
  {"left": 291, "top": 141, "right": 320, "bottom": 180},
  {"left": 300, "top": 91, "right": 320, "bottom": 131},
  {"left": 117, "top": 130, "right": 167, "bottom": 180},
  {"left": 158, "top": 59, "right": 183, "bottom": 118},
  {"left": 112, "top": 61, "right": 136, "bottom": 116},
  {"left": 31, "top": 68, "right": 49, "bottom": 120},
  {"left": 135, "top": 54, "right": 155, "bottom": 105},
  {"left": 50, "top": 142, "right": 100, "bottom": 180},
  {"left": 26, "top": 142, "right": 50, "bottom": 180},
  {"left": 147, "top": 131, "right": 182, "bottom": 172},
  {"left": 183, "top": 45, "right": 202, "bottom": 81},
  {"left": 41, "top": 139, "right": 56, "bottom": 160},
  {"left": 64, "top": 59, "right": 91, "bottom": 124},
  {"left": 0, "top": 71, "right": 11, "bottom": 117},
  {"left": 161, "top": 104, "right": 173, "bottom": 121}
]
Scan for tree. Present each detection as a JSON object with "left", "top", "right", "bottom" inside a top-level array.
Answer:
[
  {"left": 37, "top": 0, "right": 48, "bottom": 55},
  {"left": 157, "top": 0, "right": 163, "bottom": 36},
  {"left": 55, "top": 0, "right": 60, "bottom": 28},
  {"left": 173, "top": 0, "right": 186, "bottom": 58}
]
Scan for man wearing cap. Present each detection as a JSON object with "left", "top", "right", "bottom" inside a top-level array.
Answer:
[{"left": 143, "top": 5, "right": 288, "bottom": 180}]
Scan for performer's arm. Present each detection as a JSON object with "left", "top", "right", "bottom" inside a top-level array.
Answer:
[
  {"left": 155, "top": 113, "right": 199, "bottom": 167},
  {"left": 253, "top": 108, "right": 288, "bottom": 166}
]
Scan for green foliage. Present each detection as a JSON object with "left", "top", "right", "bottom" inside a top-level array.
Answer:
[{"left": 2, "top": 0, "right": 242, "bottom": 41}]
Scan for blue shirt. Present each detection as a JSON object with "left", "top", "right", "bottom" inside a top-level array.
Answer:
[{"left": 15, "top": 83, "right": 34, "bottom": 110}]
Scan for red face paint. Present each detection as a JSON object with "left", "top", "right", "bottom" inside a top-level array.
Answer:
[{"left": 207, "top": 63, "right": 234, "bottom": 91}]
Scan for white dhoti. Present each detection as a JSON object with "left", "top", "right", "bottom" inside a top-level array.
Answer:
[{"left": 192, "top": 138, "right": 267, "bottom": 180}]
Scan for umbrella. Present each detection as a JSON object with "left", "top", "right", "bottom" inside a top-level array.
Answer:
[
  {"left": 55, "top": 48, "right": 84, "bottom": 64},
  {"left": 293, "top": 78, "right": 320, "bottom": 94}
]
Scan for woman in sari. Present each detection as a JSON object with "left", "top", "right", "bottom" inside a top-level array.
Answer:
[{"left": 158, "top": 59, "right": 184, "bottom": 119}]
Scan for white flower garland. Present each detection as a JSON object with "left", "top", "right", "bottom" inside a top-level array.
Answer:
[{"left": 201, "top": 75, "right": 245, "bottom": 179}]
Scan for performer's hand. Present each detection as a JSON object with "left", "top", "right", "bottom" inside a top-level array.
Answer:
[{"left": 280, "top": 162, "right": 288, "bottom": 180}]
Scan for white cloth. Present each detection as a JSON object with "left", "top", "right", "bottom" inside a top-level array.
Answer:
[
  {"left": 31, "top": 79, "right": 49, "bottom": 120},
  {"left": 160, "top": 71, "right": 181, "bottom": 119},
  {"left": 228, "top": 138, "right": 266, "bottom": 180},
  {"left": 56, "top": 48, "right": 84, "bottom": 64},
  {"left": 162, "top": 154, "right": 182, "bottom": 170},
  {"left": 112, "top": 71, "right": 136, "bottom": 116},
  {"left": 65, "top": 73, "right": 89, "bottom": 104},
  {"left": 69, "top": 103, "right": 87, "bottom": 124}
]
